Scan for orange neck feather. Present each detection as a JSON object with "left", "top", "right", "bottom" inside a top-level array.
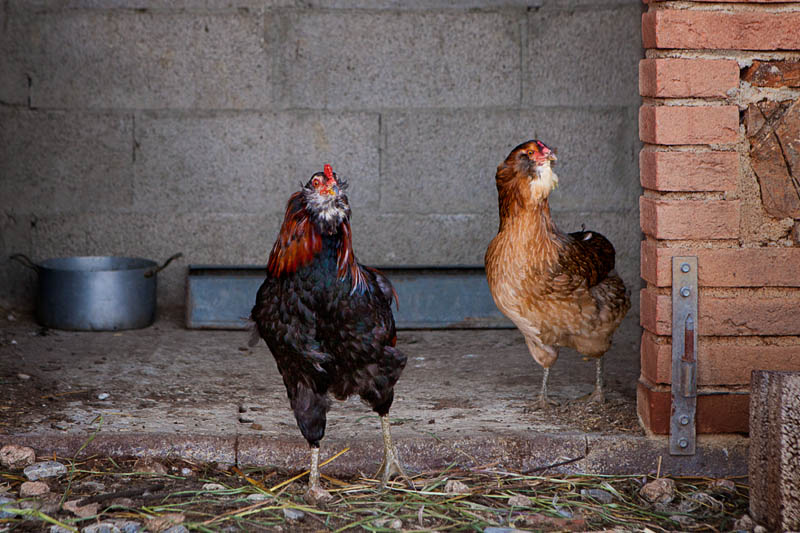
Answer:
[{"left": 267, "top": 192, "right": 366, "bottom": 292}]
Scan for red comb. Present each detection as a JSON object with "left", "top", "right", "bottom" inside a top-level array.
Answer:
[{"left": 323, "top": 164, "right": 333, "bottom": 179}]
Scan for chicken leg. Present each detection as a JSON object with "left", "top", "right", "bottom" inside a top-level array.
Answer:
[
  {"left": 375, "top": 415, "right": 415, "bottom": 489},
  {"left": 585, "top": 357, "right": 605, "bottom": 403},
  {"left": 304, "top": 447, "right": 333, "bottom": 504},
  {"left": 537, "top": 367, "right": 561, "bottom": 409}
]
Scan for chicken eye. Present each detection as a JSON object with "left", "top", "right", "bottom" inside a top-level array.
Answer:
[
  {"left": 527, "top": 150, "right": 534, "bottom": 158},
  {"left": 312, "top": 178, "right": 320, "bottom": 188}
]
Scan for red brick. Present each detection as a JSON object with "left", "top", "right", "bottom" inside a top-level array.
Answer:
[
  {"left": 639, "top": 105, "right": 739, "bottom": 145},
  {"left": 641, "top": 240, "right": 800, "bottom": 287},
  {"left": 640, "top": 288, "right": 800, "bottom": 336},
  {"left": 639, "top": 197, "right": 740, "bottom": 240},
  {"left": 637, "top": 380, "right": 750, "bottom": 434},
  {"left": 639, "top": 59, "right": 739, "bottom": 98},
  {"left": 639, "top": 149, "right": 738, "bottom": 192},
  {"left": 641, "top": 331, "right": 800, "bottom": 386},
  {"left": 642, "top": 11, "right": 800, "bottom": 51}
]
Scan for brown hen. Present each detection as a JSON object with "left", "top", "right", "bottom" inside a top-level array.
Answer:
[{"left": 485, "top": 140, "right": 630, "bottom": 409}]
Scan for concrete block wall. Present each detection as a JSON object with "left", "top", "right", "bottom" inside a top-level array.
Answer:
[
  {"left": 637, "top": 0, "right": 800, "bottom": 435},
  {"left": 0, "top": 1, "right": 644, "bottom": 334}
]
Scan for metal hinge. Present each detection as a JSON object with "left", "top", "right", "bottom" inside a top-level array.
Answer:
[{"left": 670, "top": 256, "right": 698, "bottom": 455}]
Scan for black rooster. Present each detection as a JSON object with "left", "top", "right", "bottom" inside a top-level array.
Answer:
[{"left": 251, "top": 164, "right": 411, "bottom": 503}]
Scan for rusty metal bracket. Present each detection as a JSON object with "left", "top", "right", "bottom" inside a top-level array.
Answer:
[{"left": 670, "top": 256, "right": 698, "bottom": 455}]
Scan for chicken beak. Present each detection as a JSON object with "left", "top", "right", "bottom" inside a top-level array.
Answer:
[{"left": 547, "top": 152, "right": 557, "bottom": 162}]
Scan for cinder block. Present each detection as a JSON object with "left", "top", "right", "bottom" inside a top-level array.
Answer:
[
  {"left": 525, "top": 4, "right": 642, "bottom": 106},
  {"left": 641, "top": 331, "right": 800, "bottom": 386},
  {"left": 637, "top": 379, "right": 749, "bottom": 434},
  {"left": 639, "top": 149, "right": 738, "bottom": 192},
  {"left": 305, "top": 0, "right": 541, "bottom": 7},
  {"left": 0, "top": 110, "right": 134, "bottom": 216},
  {"left": 13, "top": 0, "right": 291, "bottom": 7},
  {"left": 639, "top": 197, "right": 740, "bottom": 240},
  {"left": 642, "top": 10, "right": 800, "bottom": 51},
  {"left": 278, "top": 10, "right": 520, "bottom": 109},
  {"left": 0, "top": 7, "right": 30, "bottom": 106},
  {"left": 134, "top": 111, "right": 380, "bottom": 214},
  {"left": 639, "top": 59, "right": 739, "bottom": 98},
  {"left": 640, "top": 287, "right": 800, "bottom": 336},
  {"left": 381, "top": 108, "right": 639, "bottom": 215},
  {"left": 30, "top": 211, "right": 278, "bottom": 309},
  {"left": 639, "top": 105, "right": 739, "bottom": 145},
  {"left": 641, "top": 239, "right": 800, "bottom": 287},
  {"left": 28, "top": 11, "right": 271, "bottom": 109},
  {"left": 750, "top": 370, "right": 800, "bottom": 531}
]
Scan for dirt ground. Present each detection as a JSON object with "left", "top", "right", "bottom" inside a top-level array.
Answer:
[
  {"left": 0, "top": 309, "right": 641, "bottom": 437},
  {"left": 0, "top": 310, "right": 747, "bottom": 480}
]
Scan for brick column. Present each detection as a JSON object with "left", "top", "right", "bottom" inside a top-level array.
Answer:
[{"left": 637, "top": 1, "right": 800, "bottom": 434}]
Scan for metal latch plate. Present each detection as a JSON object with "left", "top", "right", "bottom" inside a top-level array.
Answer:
[{"left": 670, "top": 256, "right": 698, "bottom": 455}]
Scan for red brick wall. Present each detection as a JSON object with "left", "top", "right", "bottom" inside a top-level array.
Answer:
[{"left": 638, "top": 0, "right": 800, "bottom": 435}]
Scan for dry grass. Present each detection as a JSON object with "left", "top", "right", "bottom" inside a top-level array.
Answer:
[{"left": 1, "top": 450, "right": 748, "bottom": 532}]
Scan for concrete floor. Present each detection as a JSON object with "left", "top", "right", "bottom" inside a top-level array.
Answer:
[{"left": 0, "top": 311, "right": 747, "bottom": 478}]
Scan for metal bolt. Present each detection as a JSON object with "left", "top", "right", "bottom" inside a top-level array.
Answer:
[
  {"left": 680, "top": 415, "right": 689, "bottom": 426},
  {"left": 678, "top": 438, "right": 689, "bottom": 449},
  {"left": 681, "top": 263, "right": 690, "bottom": 273},
  {"left": 680, "top": 287, "right": 691, "bottom": 297}
]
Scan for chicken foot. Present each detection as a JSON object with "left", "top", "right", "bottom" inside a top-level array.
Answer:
[
  {"left": 304, "top": 447, "right": 333, "bottom": 504},
  {"left": 375, "top": 415, "right": 415, "bottom": 490}
]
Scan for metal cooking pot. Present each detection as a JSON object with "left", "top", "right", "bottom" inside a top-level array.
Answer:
[{"left": 10, "top": 253, "right": 182, "bottom": 331}]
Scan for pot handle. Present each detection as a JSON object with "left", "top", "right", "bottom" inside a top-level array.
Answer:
[
  {"left": 144, "top": 252, "right": 183, "bottom": 278},
  {"left": 9, "top": 253, "right": 41, "bottom": 273}
]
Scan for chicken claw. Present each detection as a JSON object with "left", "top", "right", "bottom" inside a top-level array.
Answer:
[
  {"left": 375, "top": 415, "right": 415, "bottom": 490},
  {"left": 303, "top": 447, "right": 333, "bottom": 505}
]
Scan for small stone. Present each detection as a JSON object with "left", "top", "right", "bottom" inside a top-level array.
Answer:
[
  {"left": 63, "top": 499, "right": 100, "bottom": 518},
  {"left": 679, "top": 491, "right": 724, "bottom": 514},
  {"left": 97, "top": 393, "right": 110, "bottom": 400},
  {"left": 0, "top": 496, "right": 17, "bottom": 518},
  {"left": 7, "top": 313, "right": 16, "bottom": 321},
  {"left": 17, "top": 372, "right": 29, "bottom": 379},
  {"left": 0, "top": 444, "right": 36, "bottom": 469},
  {"left": 77, "top": 481, "right": 106, "bottom": 492},
  {"left": 145, "top": 513, "right": 184, "bottom": 532},
  {"left": 238, "top": 415, "right": 255, "bottom": 424},
  {"left": 387, "top": 519, "right": 402, "bottom": 529},
  {"left": 282, "top": 508, "right": 305, "bottom": 521},
  {"left": 24, "top": 461, "right": 67, "bottom": 481},
  {"left": 734, "top": 514, "right": 756, "bottom": 531},
  {"left": 132, "top": 458, "right": 167, "bottom": 475},
  {"left": 444, "top": 479, "right": 470, "bottom": 494},
  {"left": 202, "top": 483, "right": 225, "bottom": 491},
  {"left": 82, "top": 523, "right": 121, "bottom": 533},
  {"left": 753, "top": 526, "right": 767, "bottom": 533},
  {"left": 246, "top": 493, "right": 268, "bottom": 501},
  {"left": 20, "top": 481, "right": 50, "bottom": 497},
  {"left": 116, "top": 522, "right": 143, "bottom": 533},
  {"left": 580, "top": 488, "right": 614, "bottom": 504},
  {"left": 20, "top": 493, "right": 60, "bottom": 514},
  {"left": 180, "top": 467, "right": 193, "bottom": 477},
  {"left": 163, "top": 527, "right": 189, "bottom": 533},
  {"left": 640, "top": 478, "right": 675, "bottom": 504},
  {"left": 50, "top": 526, "right": 73, "bottom": 533},
  {"left": 507, "top": 494, "right": 531, "bottom": 507}
]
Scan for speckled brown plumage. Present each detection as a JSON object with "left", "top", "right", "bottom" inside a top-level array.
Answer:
[{"left": 485, "top": 140, "right": 630, "bottom": 407}]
